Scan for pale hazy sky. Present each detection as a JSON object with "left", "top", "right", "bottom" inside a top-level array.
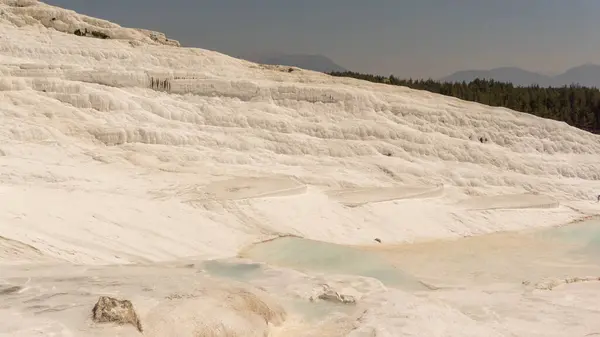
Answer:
[{"left": 45, "top": 0, "right": 600, "bottom": 79}]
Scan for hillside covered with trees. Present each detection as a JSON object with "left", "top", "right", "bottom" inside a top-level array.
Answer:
[{"left": 329, "top": 71, "right": 600, "bottom": 134}]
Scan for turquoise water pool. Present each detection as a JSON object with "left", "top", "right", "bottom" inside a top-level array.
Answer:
[
  {"left": 536, "top": 218, "right": 600, "bottom": 261},
  {"left": 200, "top": 260, "right": 265, "bottom": 281},
  {"left": 241, "top": 236, "right": 431, "bottom": 291},
  {"left": 239, "top": 219, "right": 600, "bottom": 289}
]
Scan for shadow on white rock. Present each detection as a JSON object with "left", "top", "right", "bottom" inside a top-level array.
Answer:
[{"left": 143, "top": 286, "right": 286, "bottom": 337}]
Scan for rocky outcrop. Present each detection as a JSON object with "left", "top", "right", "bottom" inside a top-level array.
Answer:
[
  {"left": 73, "top": 28, "right": 109, "bottom": 39},
  {"left": 0, "top": 0, "right": 180, "bottom": 47},
  {"left": 528, "top": 276, "right": 600, "bottom": 290},
  {"left": 91, "top": 296, "right": 143, "bottom": 332},
  {"left": 310, "top": 284, "right": 357, "bottom": 305}
]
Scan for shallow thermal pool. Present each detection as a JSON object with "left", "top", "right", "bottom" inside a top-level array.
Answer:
[
  {"left": 541, "top": 218, "right": 600, "bottom": 258},
  {"left": 238, "top": 236, "right": 433, "bottom": 291},
  {"left": 239, "top": 218, "right": 600, "bottom": 290},
  {"left": 3, "top": 220, "right": 600, "bottom": 336}
]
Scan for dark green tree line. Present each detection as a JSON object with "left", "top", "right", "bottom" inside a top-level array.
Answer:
[{"left": 329, "top": 71, "right": 600, "bottom": 133}]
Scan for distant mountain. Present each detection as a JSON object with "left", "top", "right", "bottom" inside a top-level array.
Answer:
[
  {"left": 441, "top": 64, "right": 600, "bottom": 88},
  {"left": 552, "top": 64, "right": 600, "bottom": 88},
  {"left": 242, "top": 53, "right": 348, "bottom": 73},
  {"left": 441, "top": 67, "right": 551, "bottom": 87}
]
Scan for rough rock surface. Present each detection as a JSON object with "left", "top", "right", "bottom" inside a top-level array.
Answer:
[
  {"left": 0, "top": 0, "right": 180, "bottom": 46},
  {"left": 310, "top": 285, "right": 357, "bottom": 305},
  {"left": 91, "top": 296, "right": 143, "bottom": 332},
  {"left": 530, "top": 276, "right": 600, "bottom": 291}
]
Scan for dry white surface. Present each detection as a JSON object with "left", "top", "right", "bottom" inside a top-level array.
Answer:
[{"left": 1, "top": 0, "right": 600, "bottom": 336}]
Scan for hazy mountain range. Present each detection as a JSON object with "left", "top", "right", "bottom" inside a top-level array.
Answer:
[
  {"left": 241, "top": 52, "right": 348, "bottom": 73},
  {"left": 241, "top": 53, "right": 600, "bottom": 89},
  {"left": 441, "top": 64, "right": 600, "bottom": 88}
]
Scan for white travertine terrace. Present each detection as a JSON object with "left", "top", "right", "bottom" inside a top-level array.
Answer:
[{"left": 1, "top": 1, "right": 600, "bottom": 336}]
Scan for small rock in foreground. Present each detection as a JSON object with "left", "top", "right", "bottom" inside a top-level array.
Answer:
[
  {"left": 310, "top": 285, "right": 356, "bottom": 305},
  {"left": 92, "top": 296, "right": 143, "bottom": 332}
]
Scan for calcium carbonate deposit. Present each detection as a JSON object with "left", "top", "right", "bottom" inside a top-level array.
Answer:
[{"left": 1, "top": 1, "right": 600, "bottom": 336}]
